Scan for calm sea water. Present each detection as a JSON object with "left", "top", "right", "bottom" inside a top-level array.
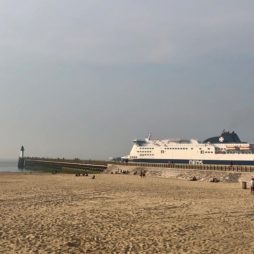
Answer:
[{"left": 0, "top": 160, "right": 20, "bottom": 172}]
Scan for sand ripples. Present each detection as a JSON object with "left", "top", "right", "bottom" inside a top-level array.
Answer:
[{"left": 1, "top": 173, "right": 254, "bottom": 253}]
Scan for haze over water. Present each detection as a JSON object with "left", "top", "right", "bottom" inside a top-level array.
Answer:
[{"left": 0, "top": 160, "right": 19, "bottom": 172}]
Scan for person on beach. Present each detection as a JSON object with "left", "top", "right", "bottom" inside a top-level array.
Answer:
[{"left": 251, "top": 178, "right": 254, "bottom": 194}]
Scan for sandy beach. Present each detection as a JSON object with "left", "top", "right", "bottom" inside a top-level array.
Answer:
[{"left": 1, "top": 172, "right": 254, "bottom": 253}]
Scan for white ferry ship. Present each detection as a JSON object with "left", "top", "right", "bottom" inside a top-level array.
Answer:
[{"left": 122, "top": 131, "right": 254, "bottom": 166}]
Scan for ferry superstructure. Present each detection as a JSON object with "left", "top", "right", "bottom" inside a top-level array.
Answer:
[{"left": 123, "top": 131, "right": 254, "bottom": 166}]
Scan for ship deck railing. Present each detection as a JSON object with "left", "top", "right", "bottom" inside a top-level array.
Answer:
[{"left": 112, "top": 161, "right": 254, "bottom": 172}]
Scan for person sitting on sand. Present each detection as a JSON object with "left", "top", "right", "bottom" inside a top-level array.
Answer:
[
  {"left": 140, "top": 170, "right": 146, "bottom": 178},
  {"left": 250, "top": 178, "right": 254, "bottom": 194}
]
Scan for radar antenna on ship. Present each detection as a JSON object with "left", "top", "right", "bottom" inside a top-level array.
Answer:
[{"left": 147, "top": 132, "right": 152, "bottom": 140}]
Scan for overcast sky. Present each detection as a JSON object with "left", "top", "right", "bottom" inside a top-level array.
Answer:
[{"left": 0, "top": 0, "right": 254, "bottom": 159}]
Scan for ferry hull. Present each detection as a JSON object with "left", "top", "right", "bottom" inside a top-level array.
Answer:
[{"left": 130, "top": 159, "right": 254, "bottom": 166}]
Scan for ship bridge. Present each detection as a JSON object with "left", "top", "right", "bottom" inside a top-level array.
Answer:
[{"left": 133, "top": 139, "right": 147, "bottom": 146}]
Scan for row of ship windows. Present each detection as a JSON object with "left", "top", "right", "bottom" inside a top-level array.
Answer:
[
  {"left": 131, "top": 155, "right": 154, "bottom": 158},
  {"left": 200, "top": 151, "right": 254, "bottom": 154},
  {"left": 137, "top": 151, "right": 253, "bottom": 156},
  {"left": 223, "top": 151, "right": 254, "bottom": 154},
  {"left": 162, "top": 148, "right": 194, "bottom": 151},
  {"left": 139, "top": 147, "right": 208, "bottom": 150},
  {"left": 140, "top": 148, "right": 216, "bottom": 151},
  {"left": 140, "top": 149, "right": 216, "bottom": 153},
  {"left": 160, "top": 150, "right": 213, "bottom": 154}
]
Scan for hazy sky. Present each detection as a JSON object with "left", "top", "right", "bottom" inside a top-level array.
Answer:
[{"left": 1, "top": 0, "right": 254, "bottom": 159}]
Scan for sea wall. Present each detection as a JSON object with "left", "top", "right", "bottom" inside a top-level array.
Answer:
[
  {"left": 107, "top": 164, "right": 254, "bottom": 183},
  {"left": 24, "top": 158, "right": 107, "bottom": 173}
]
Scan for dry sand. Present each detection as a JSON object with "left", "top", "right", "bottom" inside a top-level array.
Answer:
[{"left": 0, "top": 172, "right": 254, "bottom": 254}]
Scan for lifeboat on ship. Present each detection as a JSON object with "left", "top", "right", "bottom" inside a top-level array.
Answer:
[{"left": 240, "top": 144, "right": 251, "bottom": 150}]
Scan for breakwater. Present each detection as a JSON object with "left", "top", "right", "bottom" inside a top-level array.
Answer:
[
  {"left": 106, "top": 163, "right": 254, "bottom": 183},
  {"left": 115, "top": 162, "right": 254, "bottom": 173},
  {"left": 24, "top": 158, "right": 107, "bottom": 173},
  {"left": 23, "top": 158, "right": 254, "bottom": 174}
]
